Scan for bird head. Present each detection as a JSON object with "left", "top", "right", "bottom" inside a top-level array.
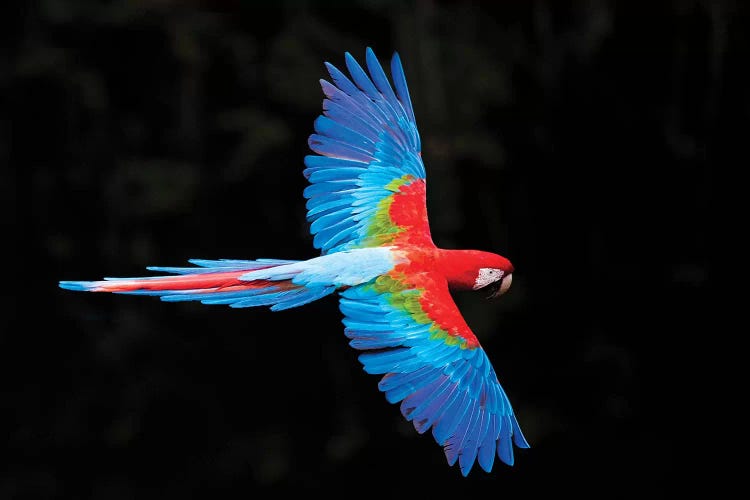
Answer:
[
  {"left": 473, "top": 268, "right": 512, "bottom": 299},
  {"left": 469, "top": 252, "right": 514, "bottom": 299},
  {"left": 437, "top": 250, "right": 514, "bottom": 298}
]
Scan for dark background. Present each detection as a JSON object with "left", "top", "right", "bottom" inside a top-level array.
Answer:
[{"left": 5, "top": 0, "right": 726, "bottom": 497}]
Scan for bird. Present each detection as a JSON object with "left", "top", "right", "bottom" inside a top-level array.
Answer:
[{"left": 59, "top": 47, "right": 529, "bottom": 476}]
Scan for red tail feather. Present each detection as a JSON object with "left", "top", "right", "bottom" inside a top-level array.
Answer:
[{"left": 76, "top": 270, "right": 276, "bottom": 294}]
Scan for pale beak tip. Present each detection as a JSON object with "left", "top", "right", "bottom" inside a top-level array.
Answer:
[{"left": 495, "top": 273, "right": 513, "bottom": 298}]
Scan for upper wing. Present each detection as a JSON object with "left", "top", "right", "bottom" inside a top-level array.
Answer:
[
  {"left": 304, "top": 47, "right": 434, "bottom": 254},
  {"left": 339, "top": 270, "right": 529, "bottom": 476}
]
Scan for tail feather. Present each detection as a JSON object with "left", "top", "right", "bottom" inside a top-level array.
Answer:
[
  {"left": 147, "top": 258, "right": 299, "bottom": 275},
  {"left": 59, "top": 258, "right": 337, "bottom": 311}
]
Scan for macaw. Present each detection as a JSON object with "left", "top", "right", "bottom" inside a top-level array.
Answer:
[{"left": 59, "top": 47, "right": 529, "bottom": 476}]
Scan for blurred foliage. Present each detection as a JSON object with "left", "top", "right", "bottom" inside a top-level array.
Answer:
[{"left": 6, "top": 0, "right": 731, "bottom": 497}]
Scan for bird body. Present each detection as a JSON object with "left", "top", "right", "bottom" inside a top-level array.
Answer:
[{"left": 60, "top": 47, "right": 529, "bottom": 476}]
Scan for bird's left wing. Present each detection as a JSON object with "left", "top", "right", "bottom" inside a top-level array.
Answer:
[
  {"left": 339, "top": 270, "right": 529, "bottom": 476},
  {"left": 304, "top": 47, "right": 434, "bottom": 254}
]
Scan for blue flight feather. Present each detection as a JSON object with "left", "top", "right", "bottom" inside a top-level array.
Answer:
[
  {"left": 390, "top": 52, "right": 417, "bottom": 125},
  {"left": 314, "top": 115, "right": 376, "bottom": 151},
  {"left": 477, "top": 415, "right": 498, "bottom": 472},
  {"left": 322, "top": 99, "right": 380, "bottom": 139},
  {"left": 497, "top": 424, "right": 514, "bottom": 466},
  {"left": 365, "top": 47, "right": 403, "bottom": 118},
  {"left": 344, "top": 52, "right": 382, "bottom": 101},
  {"left": 324, "top": 63, "right": 391, "bottom": 126},
  {"left": 458, "top": 409, "right": 483, "bottom": 476},
  {"left": 377, "top": 366, "right": 433, "bottom": 392},
  {"left": 319, "top": 80, "right": 385, "bottom": 130},
  {"left": 308, "top": 134, "right": 374, "bottom": 162},
  {"left": 306, "top": 166, "right": 367, "bottom": 184},
  {"left": 303, "top": 154, "right": 367, "bottom": 170},
  {"left": 384, "top": 369, "right": 440, "bottom": 404},
  {"left": 432, "top": 390, "right": 471, "bottom": 446},
  {"left": 407, "top": 377, "right": 454, "bottom": 426},
  {"left": 512, "top": 417, "right": 531, "bottom": 448}
]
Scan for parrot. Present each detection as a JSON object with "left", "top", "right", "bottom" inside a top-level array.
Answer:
[{"left": 59, "top": 47, "right": 529, "bottom": 476}]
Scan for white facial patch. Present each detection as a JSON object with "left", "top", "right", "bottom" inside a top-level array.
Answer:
[{"left": 473, "top": 268, "right": 504, "bottom": 290}]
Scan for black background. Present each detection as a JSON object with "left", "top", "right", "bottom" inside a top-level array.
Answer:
[{"left": 6, "top": 0, "right": 726, "bottom": 497}]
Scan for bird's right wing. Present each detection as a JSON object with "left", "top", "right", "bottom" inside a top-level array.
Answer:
[
  {"left": 338, "top": 269, "right": 529, "bottom": 476},
  {"left": 304, "top": 47, "right": 435, "bottom": 254}
]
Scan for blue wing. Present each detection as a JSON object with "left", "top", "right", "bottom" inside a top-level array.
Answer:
[
  {"left": 305, "top": 47, "right": 430, "bottom": 254},
  {"left": 338, "top": 273, "right": 530, "bottom": 476}
]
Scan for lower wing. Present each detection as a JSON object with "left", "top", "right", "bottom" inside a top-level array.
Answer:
[{"left": 338, "top": 270, "right": 529, "bottom": 476}]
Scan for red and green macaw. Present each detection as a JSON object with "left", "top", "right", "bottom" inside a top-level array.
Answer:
[{"left": 60, "top": 47, "right": 529, "bottom": 476}]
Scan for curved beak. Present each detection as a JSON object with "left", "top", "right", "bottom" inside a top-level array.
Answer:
[{"left": 489, "top": 273, "right": 513, "bottom": 299}]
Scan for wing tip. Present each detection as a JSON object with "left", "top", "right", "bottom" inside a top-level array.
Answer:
[{"left": 512, "top": 422, "right": 531, "bottom": 449}]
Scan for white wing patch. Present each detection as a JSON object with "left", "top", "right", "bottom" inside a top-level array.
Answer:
[{"left": 473, "top": 268, "right": 504, "bottom": 290}]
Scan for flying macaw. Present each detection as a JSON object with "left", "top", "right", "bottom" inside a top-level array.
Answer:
[{"left": 59, "top": 47, "right": 529, "bottom": 476}]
